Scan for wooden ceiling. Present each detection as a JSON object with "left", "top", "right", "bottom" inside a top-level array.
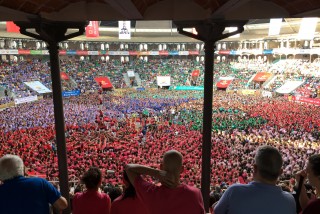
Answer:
[{"left": 0, "top": 0, "right": 319, "bottom": 21}]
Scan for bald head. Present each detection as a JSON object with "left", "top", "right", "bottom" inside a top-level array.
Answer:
[{"left": 162, "top": 150, "right": 183, "bottom": 174}]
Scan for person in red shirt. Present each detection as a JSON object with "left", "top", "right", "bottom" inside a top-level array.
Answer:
[
  {"left": 126, "top": 150, "right": 205, "bottom": 214},
  {"left": 110, "top": 171, "right": 148, "bottom": 214},
  {"left": 73, "top": 167, "right": 111, "bottom": 214},
  {"left": 296, "top": 154, "right": 320, "bottom": 214}
]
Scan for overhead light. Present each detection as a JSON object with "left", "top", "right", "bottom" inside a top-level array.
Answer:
[
  {"left": 298, "top": 18, "right": 318, "bottom": 40},
  {"left": 268, "top": 18, "right": 282, "bottom": 36}
]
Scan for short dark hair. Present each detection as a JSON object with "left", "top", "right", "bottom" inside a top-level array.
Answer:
[
  {"left": 81, "top": 167, "right": 102, "bottom": 189},
  {"left": 308, "top": 154, "right": 320, "bottom": 177},
  {"left": 108, "top": 186, "right": 122, "bottom": 202},
  {"left": 122, "top": 170, "right": 136, "bottom": 199},
  {"left": 255, "top": 145, "right": 283, "bottom": 181}
]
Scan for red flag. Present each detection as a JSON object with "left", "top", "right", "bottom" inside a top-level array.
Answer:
[
  {"left": 95, "top": 77, "right": 113, "bottom": 88},
  {"left": 253, "top": 72, "right": 272, "bottom": 82},
  {"left": 60, "top": 72, "right": 69, "bottom": 80},
  {"left": 216, "top": 80, "right": 232, "bottom": 88},
  {"left": 6, "top": 22, "right": 20, "bottom": 33},
  {"left": 192, "top": 70, "right": 200, "bottom": 77},
  {"left": 86, "top": 21, "right": 99, "bottom": 38}
]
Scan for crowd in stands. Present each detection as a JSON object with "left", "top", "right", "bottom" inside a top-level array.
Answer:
[{"left": 1, "top": 58, "right": 320, "bottom": 102}]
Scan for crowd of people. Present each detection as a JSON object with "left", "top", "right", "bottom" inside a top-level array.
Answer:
[
  {"left": 1, "top": 57, "right": 320, "bottom": 213},
  {"left": 0, "top": 58, "right": 320, "bottom": 101},
  {"left": 0, "top": 90, "right": 319, "bottom": 187}
]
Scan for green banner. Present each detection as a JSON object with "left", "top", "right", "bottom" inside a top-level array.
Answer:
[{"left": 30, "top": 50, "right": 43, "bottom": 55}]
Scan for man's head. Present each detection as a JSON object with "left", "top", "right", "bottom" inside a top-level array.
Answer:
[
  {"left": 306, "top": 154, "right": 320, "bottom": 188},
  {"left": 253, "top": 145, "right": 283, "bottom": 183},
  {"left": 0, "top": 155, "right": 24, "bottom": 181},
  {"left": 81, "top": 167, "right": 102, "bottom": 190},
  {"left": 161, "top": 150, "right": 183, "bottom": 175}
]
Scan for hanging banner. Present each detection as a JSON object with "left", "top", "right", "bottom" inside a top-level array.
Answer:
[
  {"left": 216, "top": 80, "right": 232, "bottom": 88},
  {"left": 119, "top": 21, "right": 131, "bottom": 39},
  {"left": 192, "top": 70, "right": 200, "bottom": 77},
  {"left": 6, "top": 22, "right": 20, "bottom": 33},
  {"left": 290, "top": 96, "right": 320, "bottom": 106},
  {"left": 127, "top": 70, "right": 135, "bottom": 77},
  {"left": 253, "top": 72, "right": 272, "bottom": 82},
  {"left": 18, "top": 50, "right": 30, "bottom": 55},
  {"left": 14, "top": 96, "right": 38, "bottom": 105},
  {"left": 276, "top": 81, "right": 304, "bottom": 94},
  {"left": 95, "top": 77, "right": 113, "bottom": 88},
  {"left": 62, "top": 90, "right": 81, "bottom": 97},
  {"left": 188, "top": 51, "right": 199, "bottom": 55},
  {"left": 157, "top": 76, "right": 171, "bottom": 87},
  {"left": 60, "top": 72, "right": 69, "bottom": 80},
  {"left": 159, "top": 51, "right": 169, "bottom": 56},
  {"left": 86, "top": 21, "right": 99, "bottom": 38},
  {"left": 24, "top": 81, "right": 51, "bottom": 93}
]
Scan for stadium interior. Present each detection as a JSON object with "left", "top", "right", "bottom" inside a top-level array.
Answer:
[{"left": 0, "top": 0, "right": 320, "bottom": 213}]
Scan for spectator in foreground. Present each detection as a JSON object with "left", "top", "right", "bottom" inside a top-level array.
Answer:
[
  {"left": 0, "top": 154, "right": 68, "bottom": 214},
  {"left": 296, "top": 154, "right": 320, "bottom": 214},
  {"left": 111, "top": 171, "right": 148, "bottom": 214},
  {"left": 214, "top": 145, "right": 296, "bottom": 214},
  {"left": 126, "top": 149, "right": 205, "bottom": 214},
  {"left": 73, "top": 167, "right": 111, "bottom": 214}
]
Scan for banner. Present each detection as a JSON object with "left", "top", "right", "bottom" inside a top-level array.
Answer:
[
  {"left": 262, "top": 90, "right": 272, "bottom": 98},
  {"left": 60, "top": 72, "right": 69, "bottom": 80},
  {"left": 216, "top": 80, "right": 232, "bottom": 88},
  {"left": 95, "top": 77, "right": 113, "bottom": 88},
  {"left": 136, "top": 87, "right": 145, "bottom": 91},
  {"left": 191, "top": 70, "right": 200, "bottom": 77},
  {"left": 240, "top": 89, "right": 256, "bottom": 95},
  {"left": 6, "top": 22, "right": 20, "bottom": 33},
  {"left": 127, "top": 70, "right": 135, "bottom": 77},
  {"left": 188, "top": 51, "right": 199, "bottom": 55},
  {"left": 24, "top": 81, "right": 51, "bottom": 94},
  {"left": 290, "top": 96, "right": 320, "bottom": 106},
  {"left": 253, "top": 72, "right": 272, "bottom": 82},
  {"left": 0, "top": 49, "right": 19, "bottom": 55},
  {"left": 62, "top": 90, "right": 81, "bottom": 97},
  {"left": 14, "top": 96, "right": 38, "bottom": 105},
  {"left": 159, "top": 51, "right": 169, "bottom": 56},
  {"left": 276, "top": 81, "right": 304, "bottom": 94},
  {"left": 170, "top": 86, "right": 204, "bottom": 91},
  {"left": 119, "top": 21, "right": 131, "bottom": 39},
  {"left": 18, "top": 49, "right": 30, "bottom": 55},
  {"left": 86, "top": 21, "right": 99, "bottom": 37},
  {"left": 157, "top": 76, "right": 171, "bottom": 87}
]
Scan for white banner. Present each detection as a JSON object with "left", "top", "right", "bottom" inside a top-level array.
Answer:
[
  {"left": 24, "top": 81, "right": 52, "bottom": 94},
  {"left": 14, "top": 95, "right": 38, "bottom": 105},
  {"left": 262, "top": 90, "right": 272, "bottom": 98},
  {"left": 0, "top": 49, "right": 19, "bottom": 55},
  {"left": 219, "top": 76, "right": 235, "bottom": 80},
  {"left": 157, "top": 76, "right": 171, "bottom": 87},
  {"left": 179, "top": 51, "right": 189, "bottom": 55},
  {"left": 127, "top": 70, "right": 135, "bottom": 77},
  {"left": 88, "top": 51, "right": 99, "bottom": 55},
  {"left": 119, "top": 21, "right": 131, "bottom": 40},
  {"left": 276, "top": 81, "right": 304, "bottom": 94}
]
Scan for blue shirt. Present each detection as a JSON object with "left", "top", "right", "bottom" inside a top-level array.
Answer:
[
  {"left": 0, "top": 176, "right": 61, "bottom": 214},
  {"left": 214, "top": 181, "right": 296, "bottom": 214}
]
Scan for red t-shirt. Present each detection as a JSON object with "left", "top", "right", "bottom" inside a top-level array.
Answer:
[
  {"left": 134, "top": 176, "right": 205, "bottom": 214},
  {"left": 302, "top": 199, "right": 320, "bottom": 214},
  {"left": 73, "top": 190, "right": 111, "bottom": 214},
  {"left": 110, "top": 194, "right": 148, "bottom": 214}
]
